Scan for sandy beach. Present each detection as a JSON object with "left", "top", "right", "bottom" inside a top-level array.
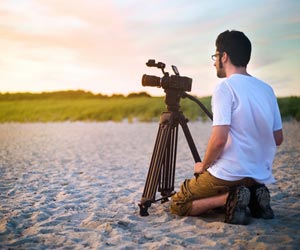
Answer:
[{"left": 0, "top": 121, "right": 299, "bottom": 249}]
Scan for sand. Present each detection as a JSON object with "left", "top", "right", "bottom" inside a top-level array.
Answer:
[{"left": 0, "top": 121, "right": 299, "bottom": 249}]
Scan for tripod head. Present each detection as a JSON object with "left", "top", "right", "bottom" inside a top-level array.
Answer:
[{"left": 142, "top": 59, "right": 192, "bottom": 111}]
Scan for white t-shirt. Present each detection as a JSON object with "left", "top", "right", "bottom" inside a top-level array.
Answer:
[{"left": 207, "top": 74, "right": 282, "bottom": 184}]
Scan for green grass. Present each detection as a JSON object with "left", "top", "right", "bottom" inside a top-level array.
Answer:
[
  {"left": 0, "top": 97, "right": 163, "bottom": 122},
  {"left": 0, "top": 91, "right": 299, "bottom": 122},
  {"left": 277, "top": 96, "right": 300, "bottom": 121}
]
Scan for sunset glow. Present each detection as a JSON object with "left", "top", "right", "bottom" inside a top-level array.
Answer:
[{"left": 0, "top": 0, "right": 299, "bottom": 97}]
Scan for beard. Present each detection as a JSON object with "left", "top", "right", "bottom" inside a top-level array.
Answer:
[
  {"left": 217, "top": 65, "right": 226, "bottom": 78},
  {"left": 216, "top": 58, "right": 226, "bottom": 78}
]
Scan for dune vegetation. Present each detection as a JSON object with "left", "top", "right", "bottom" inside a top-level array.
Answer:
[{"left": 0, "top": 91, "right": 299, "bottom": 122}]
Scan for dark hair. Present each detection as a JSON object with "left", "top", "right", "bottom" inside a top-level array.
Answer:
[{"left": 216, "top": 30, "right": 252, "bottom": 67}]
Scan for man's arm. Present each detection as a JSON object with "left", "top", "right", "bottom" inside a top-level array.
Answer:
[
  {"left": 194, "top": 125, "right": 229, "bottom": 174},
  {"left": 273, "top": 129, "right": 283, "bottom": 146}
]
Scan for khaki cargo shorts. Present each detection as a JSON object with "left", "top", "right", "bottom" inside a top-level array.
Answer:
[{"left": 170, "top": 171, "right": 257, "bottom": 216}]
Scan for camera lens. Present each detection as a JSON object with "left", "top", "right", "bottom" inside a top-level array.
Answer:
[{"left": 142, "top": 75, "right": 161, "bottom": 87}]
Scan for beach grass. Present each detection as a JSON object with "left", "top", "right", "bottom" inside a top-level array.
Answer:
[{"left": 0, "top": 91, "right": 299, "bottom": 122}]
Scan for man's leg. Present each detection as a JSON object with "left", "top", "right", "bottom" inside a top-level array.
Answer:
[
  {"left": 170, "top": 171, "right": 229, "bottom": 216},
  {"left": 170, "top": 172, "right": 258, "bottom": 218},
  {"left": 189, "top": 192, "right": 229, "bottom": 216}
]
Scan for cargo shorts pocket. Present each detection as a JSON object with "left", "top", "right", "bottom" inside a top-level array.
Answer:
[{"left": 170, "top": 179, "right": 195, "bottom": 216}]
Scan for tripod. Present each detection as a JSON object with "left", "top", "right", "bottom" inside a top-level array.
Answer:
[{"left": 139, "top": 89, "right": 212, "bottom": 216}]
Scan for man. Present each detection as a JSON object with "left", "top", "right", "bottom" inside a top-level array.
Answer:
[{"left": 170, "top": 30, "right": 283, "bottom": 225}]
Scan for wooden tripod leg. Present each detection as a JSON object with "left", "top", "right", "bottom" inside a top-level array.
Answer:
[{"left": 139, "top": 117, "right": 172, "bottom": 216}]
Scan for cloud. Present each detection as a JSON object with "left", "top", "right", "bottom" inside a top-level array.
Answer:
[
  {"left": 0, "top": 0, "right": 299, "bottom": 96},
  {"left": 0, "top": 1, "right": 140, "bottom": 90}
]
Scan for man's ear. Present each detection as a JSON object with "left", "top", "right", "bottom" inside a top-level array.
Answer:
[{"left": 222, "top": 52, "right": 229, "bottom": 63}]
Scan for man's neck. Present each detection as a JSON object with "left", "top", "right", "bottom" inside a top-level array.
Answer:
[{"left": 226, "top": 65, "right": 250, "bottom": 77}]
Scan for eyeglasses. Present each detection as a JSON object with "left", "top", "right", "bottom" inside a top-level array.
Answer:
[{"left": 211, "top": 53, "right": 222, "bottom": 61}]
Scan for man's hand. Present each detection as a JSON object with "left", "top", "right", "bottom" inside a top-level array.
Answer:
[
  {"left": 194, "top": 162, "right": 207, "bottom": 175},
  {"left": 194, "top": 125, "right": 229, "bottom": 177}
]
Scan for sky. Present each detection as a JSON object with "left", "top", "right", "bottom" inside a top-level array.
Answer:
[{"left": 0, "top": 0, "right": 299, "bottom": 97}]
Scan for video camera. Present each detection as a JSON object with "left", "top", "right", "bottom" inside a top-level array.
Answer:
[{"left": 142, "top": 59, "right": 192, "bottom": 92}]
